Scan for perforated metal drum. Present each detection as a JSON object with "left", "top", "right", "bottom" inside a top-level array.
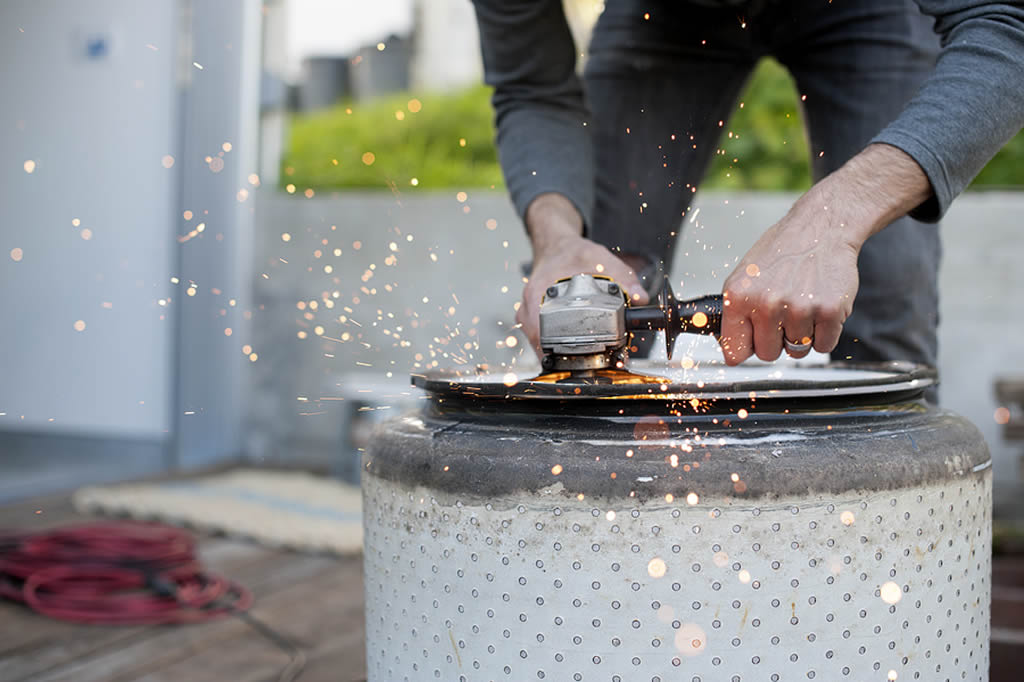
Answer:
[{"left": 362, "top": 362, "right": 991, "bottom": 681}]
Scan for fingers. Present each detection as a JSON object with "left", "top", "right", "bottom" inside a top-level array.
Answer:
[
  {"left": 603, "top": 258, "right": 649, "bottom": 306},
  {"left": 719, "top": 291, "right": 753, "bottom": 366},
  {"left": 751, "top": 297, "right": 784, "bottom": 362},
  {"left": 812, "top": 312, "right": 844, "bottom": 355},
  {"left": 723, "top": 290, "right": 850, "bottom": 364},
  {"left": 517, "top": 286, "right": 542, "bottom": 360},
  {"left": 788, "top": 296, "right": 846, "bottom": 356},
  {"left": 781, "top": 301, "right": 815, "bottom": 359}
]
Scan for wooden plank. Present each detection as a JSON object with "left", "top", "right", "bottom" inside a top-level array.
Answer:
[
  {"left": 994, "top": 556, "right": 1024, "bottom": 590},
  {"left": 260, "top": 557, "right": 367, "bottom": 682},
  {"left": 135, "top": 557, "right": 366, "bottom": 682},
  {"left": 0, "top": 494, "right": 85, "bottom": 531},
  {"left": 0, "top": 541, "right": 320, "bottom": 677},
  {"left": 0, "top": 540, "right": 334, "bottom": 682},
  {"left": 275, "top": 623, "right": 367, "bottom": 682},
  {"left": 0, "top": 504, "right": 104, "bottom": 653},
  {"left": 31, "top": 556, "right": 347, "bottom": 682},
  {"left": 0, "top": 536, "right": 279, "bottom": 653},
  {"left": 0, "top": 469, "right": 364, "bottom": 682},
  {"left": 1004, "top": 418, "right": 1024, "bottom": 441},
  {"left": 996, "top": 378, "right": 1024, "bottom": 404}
]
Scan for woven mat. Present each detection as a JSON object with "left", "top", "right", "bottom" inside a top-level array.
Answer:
[{"left": 72, "top": 469, "right": 362, "bottom": 555}]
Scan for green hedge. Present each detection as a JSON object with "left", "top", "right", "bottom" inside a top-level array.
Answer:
[
  {"left": 282, "top": 59, "right": 1024, "bottom": 192},
  {"left": 282, "top": 86, "right": 503, "bottom": 191}
]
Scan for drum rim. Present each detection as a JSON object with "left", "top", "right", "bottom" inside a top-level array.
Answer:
[{"left": 411, "top": 361, "right": 937, "bottom": 402}]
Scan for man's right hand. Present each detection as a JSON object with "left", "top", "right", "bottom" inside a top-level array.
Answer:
[{"left": 517, "top": 193, "right": 650, "bottom": 358}]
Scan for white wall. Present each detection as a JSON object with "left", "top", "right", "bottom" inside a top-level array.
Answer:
[
  {"left": 0, "top": 0, "right": 179, "bottom": 437},
  {"left": 282, "top": 0, "right": 413, "bottom": 80},
  {"left": 411, "top": 0, "right": 482, "bottom": 92}
]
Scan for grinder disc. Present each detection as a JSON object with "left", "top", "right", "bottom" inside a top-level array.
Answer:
[{"left": 411, "top": 360, "right": 936, "bottom": 403}]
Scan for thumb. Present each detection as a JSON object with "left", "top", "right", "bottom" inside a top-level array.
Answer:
[{"left": 606, "top": 261, "right": 650, "bottom": 306}]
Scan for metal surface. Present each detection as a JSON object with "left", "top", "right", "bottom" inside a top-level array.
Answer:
[
  {"left": 626, "top": 286, "right": 722, "bottom": 361},
  {"left": 539, "top": 274, "right": 628, "bottom": 371},
  {"left": 412, "top": 360, "right": 937, "bottom": 404},
  {"left": 363, "top": 363, "right": 991, "bottom": 681},
  {"left": 537, "top": 274, "right": 723, "bottom": 371},
  {"left": 364, "top": 475, "right": 990, "bottom": 682}
]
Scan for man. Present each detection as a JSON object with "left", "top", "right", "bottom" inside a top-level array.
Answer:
[{"left": 471, "top": 0, "right": 1024, "bottom": 367}]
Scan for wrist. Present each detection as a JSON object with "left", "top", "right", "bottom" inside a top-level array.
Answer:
[
  {"left": 809, "top": 143, "right": 932, "bottom": 248},
  {"left": 525, "top": 193, "right": 584, "bottom": 256}
]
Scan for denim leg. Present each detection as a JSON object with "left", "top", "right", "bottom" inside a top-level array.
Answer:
[
  {"left": 585, "top": 2, "right": 759, "bottom": 281},
  {"left": 584, "top": 3, "right": 759, "bottom": 355},
  {"left": 775, "top": 0, "right": 942, "bottom": 367}
]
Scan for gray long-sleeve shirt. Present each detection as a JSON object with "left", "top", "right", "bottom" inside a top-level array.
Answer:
[{"left": 472, "top": 0, "right": 1024, "bottom": 228}]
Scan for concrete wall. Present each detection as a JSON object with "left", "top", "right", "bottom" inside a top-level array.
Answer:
[{"left": 252, "top": 191, "right": 1024, "bottom": 509}]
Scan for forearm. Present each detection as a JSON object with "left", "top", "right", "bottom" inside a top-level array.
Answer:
[
  {"left": 526, "top": 193, "right": 585, "bottom": 255},
  {"left": 717, "top": 144, "right": 926, "bottom": 365},
  {"left": 874, "top": 1, "right": 1024, "bottom": 220},
  {"left": 471, "top": 0, "right": 596, "bottom": 228},
  {"left": 495, "top": 107, "right": 595, "bottom": 230},
  {"left": 809, "top": 143, "right": 932, "bottom": 249}
]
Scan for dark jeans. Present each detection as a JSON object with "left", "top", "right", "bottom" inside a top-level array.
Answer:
[{"left": 584, "top": 0, "right": 942, "bottom": 367}]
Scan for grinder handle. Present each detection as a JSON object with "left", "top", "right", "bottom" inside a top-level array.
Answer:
[{"left": 624, "top": 281, "right": 722, "bottom": 360}]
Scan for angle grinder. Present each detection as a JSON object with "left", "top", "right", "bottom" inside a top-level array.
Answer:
[{"left": 538, "top": 273, "right": 723, "bottom": 373}]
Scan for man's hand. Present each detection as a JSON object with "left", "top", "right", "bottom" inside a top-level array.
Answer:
[
  {"left": 719, "top": 144, "right": 932, "bottom": 365},
  {"left": 719, "top": 193, "right": 861, "bottom": 364},
  {"left": 518, "top": 193, "right": 650, "bottom": 357}
]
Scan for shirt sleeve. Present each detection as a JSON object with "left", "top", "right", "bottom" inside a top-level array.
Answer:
[
  {"left": 872, "top": 1, "right": 1024, "bottom": 222},
  {"left": 470, "top": 0, "right": 596, "bottom": 231}
]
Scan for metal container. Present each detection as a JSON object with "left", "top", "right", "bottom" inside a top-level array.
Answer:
[{"left": 362, "top": 362, "right": 991, "bottom": 681}]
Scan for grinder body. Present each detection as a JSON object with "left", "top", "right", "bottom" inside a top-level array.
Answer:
[{"left": 538, "top": 273, "right": 722, "bottom": 372}]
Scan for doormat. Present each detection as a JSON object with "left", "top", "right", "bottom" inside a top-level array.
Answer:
[{"left": 72, "top": 469, "right": 362, "bottom": 555}]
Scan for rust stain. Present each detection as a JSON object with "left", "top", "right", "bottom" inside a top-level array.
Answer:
[{"left": 449, "top": 629, "right": 462, "bottom": 668}]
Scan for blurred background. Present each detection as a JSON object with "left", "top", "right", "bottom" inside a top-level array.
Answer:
[
  {"left": 2, "top": 2, "right": 1024, "bottom": 675},
  {"left": 2, "top": 1, "right": 1023, "bottom": 678}
]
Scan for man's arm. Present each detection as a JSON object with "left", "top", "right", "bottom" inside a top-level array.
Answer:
[
  {"left": 720, "top": 144, "right": 931, "bottom": 364},
  {"left": 722, "top": 1, "right": 1024, "bottom": 365},
  {"left": 874, "top": 0, "right": 1024, "bottom": 221},
  {"left": 471, "top": 0, "right": 595, "bottom": 229},
  {"left": 472, "top": 1, "right": 649, "bottom": 356}
]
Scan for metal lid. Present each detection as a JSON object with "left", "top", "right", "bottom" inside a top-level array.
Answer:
[{"left": 411, "top": 361, "right": 936, "bottom": 405}]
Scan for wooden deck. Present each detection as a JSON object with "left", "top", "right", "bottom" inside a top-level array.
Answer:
[
  {"left": 0, "top": 490, "right": 367, "bottom": 682},
  {"left": 2, "top": 482, "right": 1023, "bottom": 681}
]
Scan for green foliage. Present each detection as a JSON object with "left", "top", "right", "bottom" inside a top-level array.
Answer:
[
  {"left": 972, "top": 127, "right": 1024, "bottom": 188},
  {"left": 281, "top": 86, "right": 504, "bottom": 191},
  {"left": 282, "top": 61, "right": 1023, "bottom": 192},
  {"left": 703, "top": 59, "right": 811, "bottom": 190}
]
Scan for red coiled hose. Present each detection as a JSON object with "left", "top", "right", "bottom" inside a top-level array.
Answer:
[{"left": 0, "top": 521, "right": 252, "bottom": 625}]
